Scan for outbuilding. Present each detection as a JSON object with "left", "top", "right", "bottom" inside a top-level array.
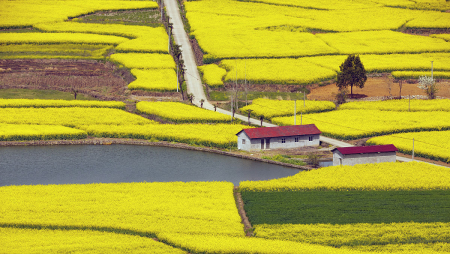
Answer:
[
  {"left": 236, "top": 124, "right": 321, "bottom": 151},
  {"left": 332, "top": 144, "right": 398, "bottom": 166}
]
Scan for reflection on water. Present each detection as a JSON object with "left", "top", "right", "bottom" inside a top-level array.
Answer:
[{"left": 0, "top": 145, "right": 300, "bottom": 186}]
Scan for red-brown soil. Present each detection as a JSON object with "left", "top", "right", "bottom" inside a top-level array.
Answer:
[{"left": 308, "top": 76, "right": 450, "bottom": 101}]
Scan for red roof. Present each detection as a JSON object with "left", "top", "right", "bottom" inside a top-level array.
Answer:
[
  {"left": 237, "top": 124, "right": 321, "bottom": 139},
  {"left": 333, "top": 144, "right": 398, "bottom": 155}
]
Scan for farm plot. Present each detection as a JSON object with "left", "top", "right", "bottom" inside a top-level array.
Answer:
[
  {"left": 240, "top": 161, "right": 450, "bottom": 252},
  {"left": 367, "top": 130, "right": 450, "bottom": 163},
  {"left": 0, "top": 99, "right": 125, "bottom": 109},
  {"left": 220, "top": 58, "right": 337, "bottom": 85},
  {"left": 0, "top": 182, "right": 243, "bottom": 236},
  {"left": 339, "top": 98, "right": 450, "bottom": 112},
  {"left": 0, "top": 108, "right": 155, "bottom": 128},
  {"left": 272, "top": 109, "right": 450, "bottom": 140},
  {"left": 0, "top": 123, "right": 87, "bottom": 141},
  {"left": 81, "top": 123, "right": 246, "bottom": 148},
  {"left": 240, "top": 98, "right": 335, "bottom": 119},
  {"left": 136, "top": 101, "right": 232, "bottom": 123},
  {"left": 198, "top": 64, "right": 227, "bottom": 87},
  {"left": 128, "top": 69, "right": 178, "bottom": 92},
  {"left": 35, "top": 22, "right": 169, "bottom": 54},
  {"left": 185, "top": 0, "right": 450, "bottom": 62},
  {"left": 0, "top": 0, "right": 157, "bottom": 28},
  {"left": 207, "top": 53, "right": 450, "bottom": 87},
  {"left": 1, "top": 227, "right": 185, "bottom": 254}
]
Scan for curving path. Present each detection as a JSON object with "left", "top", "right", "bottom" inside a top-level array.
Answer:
[{"left": 163, "top": 0, "right": 446, "bottom": 167}]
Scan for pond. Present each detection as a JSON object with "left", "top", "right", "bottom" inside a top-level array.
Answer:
[{"left": 0, "top": 145, "right": 300, "bottom": 186}]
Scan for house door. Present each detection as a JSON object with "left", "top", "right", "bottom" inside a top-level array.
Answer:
[
  {"left": 266, "top": 138, "right": 270, "bottom": 149},
  {"left": 261, "top": 139, "right": 264, "bottom": 149}
]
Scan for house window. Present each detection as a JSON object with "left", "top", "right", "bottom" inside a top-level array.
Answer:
[
  {"left": 281, "top": 138, "right": 286, "bottom": 143},
  {"left": 295, "top": 137, "right": 299, "bottom": 142},
  {"left": 242, "top": 139, "right": 246, "bottom": 144},
  {"left": 309, "top": 136, "right": 313, "bottom": 142}
]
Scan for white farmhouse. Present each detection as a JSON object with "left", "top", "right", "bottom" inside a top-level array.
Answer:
[
  {"left": 236, "top": 124, "right": 321, "bottom": 151},
  {"left": 332, "top": 144, "right": 398, "bottom": 166}
]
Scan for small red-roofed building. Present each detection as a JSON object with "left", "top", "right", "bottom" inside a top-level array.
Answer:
[
  {"left": 331, "top": 144, "right": 398, "bottom": 166},
  {"left": 236, "top": 124, "right": 321, "bottom": 151}
]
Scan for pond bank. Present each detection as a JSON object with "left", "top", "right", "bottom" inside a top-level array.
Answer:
[{"left": 0, "top": 138, "right": 311, "bottom": 171}]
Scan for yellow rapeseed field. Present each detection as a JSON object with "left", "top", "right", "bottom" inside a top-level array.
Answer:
[
  {"left": 0, "top": 123, "right": 87, "bottom": 141},
  {"left": 240, "top": 161, "right": 450, "bottom": 191},
  {"left": 0, "top": 32, "right": 127, "bottom": 46},
  {"left": 1, "top": 227, "right": 185, "bottom": 254},
  {"left": 0, "top": 182, "right": 243, "bottom": 236},
  {"left": 198, "top": 64, "right": 227, "bottom": 87},
  {"left": 129, "top": 69, "right": 178, "bottom": 91},
  {"left": 136, "top": 101, "right": 232, "bottom": 123},
  {"left": 272, "top": 109, "right": 450, "bottom": 139},
  {"left": 0, "top": 0, "right": 157, "bottom": 28},
  {"left": 157, "top": 233, "right": 362, "bottom": 254},
  {"left": 81, "top": 123, "right": 245, "bottom": 148},
  {"left": 240, "top": 98, "right": 335, "bottom": 119},
  {"left": 109, "top": 53, "right": 175, "bottom": 69},
  {"left": 367, "top": 131, "right": 450, "bottom": 163},
  {"left": 0, "top": 99, "right": 125, "bottom": 109},
  {"left": 35, "top": 22, "right": 169, "bottom": 54},
  {"left": 254, "top": 222, "right": 450, "bottom": 253},
  {"left": 0, "top": 108, "right": 154, "bottom": 128},
  {"left": 339, "top": 99, "right": 450, "bottom": 112}
]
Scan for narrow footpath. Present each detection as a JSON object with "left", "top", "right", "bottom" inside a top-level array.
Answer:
[{"left": 163, "top": 0, "right": 447, "bottom": 168}]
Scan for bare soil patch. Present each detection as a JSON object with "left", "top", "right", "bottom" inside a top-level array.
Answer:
[
  {"left": 0, "top": 59, "right": 131, "bottom": 100},
  {"left": 308, "top": 76, "right": 450, "bottom": 101}
]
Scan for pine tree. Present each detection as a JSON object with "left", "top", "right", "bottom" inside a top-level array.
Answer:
[{"left": 336, "top": 55, "right": 367, "bottom": 98}]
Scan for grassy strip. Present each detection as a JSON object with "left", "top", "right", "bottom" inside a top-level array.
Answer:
[
  {"left": 262, "top": 155, "right": 306, "bottom": 166},
  {"left": 241, "top": 190, "right": 450, "bottom": 225},
  {"left": 0, "top": 89, "right": 95, "bottom": 100}
]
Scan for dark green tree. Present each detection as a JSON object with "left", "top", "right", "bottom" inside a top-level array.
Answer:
[{"left": 336, "top": 55, "right": 367, "bottom": 98}]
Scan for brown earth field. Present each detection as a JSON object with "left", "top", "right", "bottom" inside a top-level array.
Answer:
[
  {"left": 0, "top": 59, "right": 182, "bottom": 101},
  {"left": 308, "top": 76, "right": 450, "bottom": 101}
]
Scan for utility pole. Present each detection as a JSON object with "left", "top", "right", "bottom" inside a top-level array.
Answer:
[
  {"left": 301, "top": 112, "right": 302, "bottom": 125},
  {"left": 303, "top": 91, "right": 306, "bottom": 107},
  {"left": 412, "top": 138, "right": 415, "bottom": 161},
  {"left": 431, "top": 61, "right": 434, "bottom": 79},
  {"left": 294, "top": 100, "right": 296, "bottom": 125}
]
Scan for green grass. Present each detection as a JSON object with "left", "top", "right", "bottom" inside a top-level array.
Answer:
[
  {"left": 0, "top": 89, "right": 96, "bottom": 100},
  {"left": 209, "top": 90, "right": 309, "bottom": 101},
  {"left": 262, "top": 155, "right": 306, "bottom": 166},
  {"left": 241, "top": 190, "right": 450, "bottom": 225},
  {"left": 0, "top": 44, "right": 112, "bottom": 59},
  {"left": 75, "top": 9, "right": 162, "bottom": 28}
]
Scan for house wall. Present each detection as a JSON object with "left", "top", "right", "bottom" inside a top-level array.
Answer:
[
  {"left": 237, "top": 132, "right": 252, "bottom": 151},
  {"left": 237, "top": 133, "right": 320, "bottom": 151},
  {"left": 269, "top": 134, "right": 320, "bottom": 149},
  {"left": 333, "top": 151, "right": 397, "bottom": 166}
]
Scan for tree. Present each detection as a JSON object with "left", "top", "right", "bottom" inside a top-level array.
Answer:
[
  {"left": 306, "top": 152, "right": 321, "bottom": 168},
  {"left": 418, "top": 75, "right": 438, "bottom": 99},
  {"left": 200, "top": 99, "right": 205, "bottom": 108},
  {"left": 336, "top": 55, "right": 367, "bottom": 98}
]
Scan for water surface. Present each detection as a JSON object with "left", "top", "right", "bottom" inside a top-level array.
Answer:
[{"left": 0, "top": 145, "right": 300, "bottom": 186}]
